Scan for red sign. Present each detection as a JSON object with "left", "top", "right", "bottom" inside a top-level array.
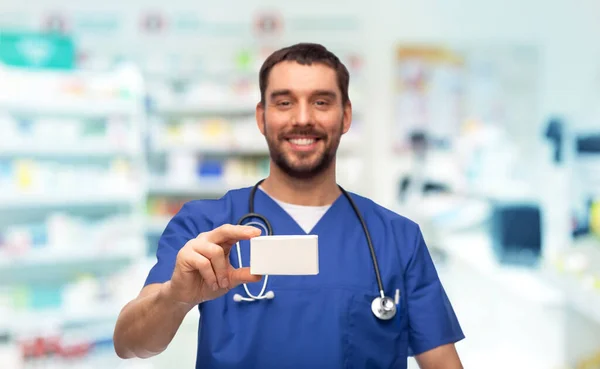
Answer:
[
  {"left": 141, "top": 12, "right": 166, "bottom": 33},
  {"left": 254, "top": 11, "right": 283, "bottom": 37},
  {"left": 43, "top": 13, "right": 68, "bottom": 33}
]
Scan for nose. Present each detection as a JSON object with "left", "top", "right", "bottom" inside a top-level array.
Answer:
[{"left": 294, "top": 101, "right": 312, "bottom": 126}]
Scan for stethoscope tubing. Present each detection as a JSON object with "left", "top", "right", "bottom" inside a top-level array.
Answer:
[{"left": 235, "top": 179, "right": 397, "bottom": 320}]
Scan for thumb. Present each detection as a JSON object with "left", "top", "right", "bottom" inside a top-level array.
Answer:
[{"left": 229, "top": 267, "right": 262, "bottom": 287}]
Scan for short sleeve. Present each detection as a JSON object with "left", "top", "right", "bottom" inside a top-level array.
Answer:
[
  {"left": 144, "top": 202, "right": 202, "bottom": 286},
  {"left": 405, "top": 225, "right": 465, "bottom": 356}
]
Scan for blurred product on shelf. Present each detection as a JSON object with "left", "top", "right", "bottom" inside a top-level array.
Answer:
[
  {"left": 0, "top": 63, "right": 146, "bottom": 206},
  {"left": 571, "top": 133, "right": 600, "bottom": 238},
  {"left": 146, "top": 197, "right": 191, "bottom": 220},
  {"left": 0, "top": 214, "right": 144, "bottom": 293},
  {"left": 0, "top": 63, "right": 143, "bottom": 115},
  {"left": 0, "top": 259, "right": 155, "bottom": 369},
  {"left": 151, "top": 115, "right": 266, "bottom": 153},
  {"left": 591, "top": 200, "right": 600, "bottom": 236},
  {"left": 0, "top": 158, "right": 140, "bottom": 201},
  {"left": 0, "top": 114, "right": 137, "bottom": 154},
  {"left": 0, "top": 212, "right": 142, "bottom": 257},
  {"left": 145, "top": 154, "right": 269, "bottom": 236},
  {"left": 150, "top": 155, "right": 269, "bottom": 188},
  {"left": 147, "top": 78, "right": 259, "bottom": 113}
]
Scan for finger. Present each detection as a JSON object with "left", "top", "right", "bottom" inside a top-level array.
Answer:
[
  {"left": 229, "top": 266, "right": 262, "bottom": 287},
  {"left": 204, "top": 224, "right": 261, "bottom": 248},
  {"left": 187, "top": 252, "right": 219, "bottom": 292},
  {"left": 191, "top": 241, "right": 230, "bottom": 289}
]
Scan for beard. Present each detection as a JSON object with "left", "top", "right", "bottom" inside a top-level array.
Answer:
[{"left": 264, "top": 118, "right": 343, "bottom": 180}]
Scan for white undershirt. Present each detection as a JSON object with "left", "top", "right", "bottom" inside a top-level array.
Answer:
[{"left": 259, "top": 187, "right": 331, "bottom": 234}]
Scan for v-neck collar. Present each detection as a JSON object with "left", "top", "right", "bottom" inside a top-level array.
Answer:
[{"left": 254, "top": 188, "right": 345, "bottom": 236}]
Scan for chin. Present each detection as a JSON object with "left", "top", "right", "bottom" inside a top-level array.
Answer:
[
  {"left": 284, "top": 169, "right": 324, "bottom": 180},
  {"left": 277, "top": 158, "right": 332, "bottom": 180},
  {"left": 269, "top": 144, "right": 335, "bottom": 178}
]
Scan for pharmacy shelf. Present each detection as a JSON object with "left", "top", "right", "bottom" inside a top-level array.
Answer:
[
  {"left": 0, "top": 63, "right": 144, "bottom": 118},
  {"left": 149, "top": 177, "right": 260, "bottom": 196},
  {"left": 154, "top": 100, "right": 256, "bottom": 116},
  {"left": 152, "top": 141, "right": 269, "bottom": 155},
  {"left": 0, "top": 192, "right": 142, "bottom": 210},
  {"left": 0, "top": 65, "right": 151, "bottom": 361},
  {"left": 0, "top": 99, "right": 139, "bottom": 117},
  {"left": 9, "top": 301, "right": 122, "bottom": 330},
  {"left": 0, "top": 143, "right": 139, "bottom": 157},
  {"left": 146, "top": 178, "right": 263, "bottom": 234},
  {"left": 0, "top": 248, "right": 139, "bottom": 284}
]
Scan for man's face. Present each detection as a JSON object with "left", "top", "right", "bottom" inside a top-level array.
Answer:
[{"left": 256, "top": 61, "right": 352, "bottom": 179}]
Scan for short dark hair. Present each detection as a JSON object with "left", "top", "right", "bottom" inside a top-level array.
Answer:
[{"left": 258, "top": 42, "right": 350, "bottom": 106}]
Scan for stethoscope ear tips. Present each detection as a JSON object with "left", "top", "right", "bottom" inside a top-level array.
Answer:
[{"left": 233, "top": 294, "right": 244, "bottom": 302}]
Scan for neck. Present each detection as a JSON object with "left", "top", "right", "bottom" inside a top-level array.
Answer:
[{"left": 261, "top": 163, "right": 341, "bottom": 206}]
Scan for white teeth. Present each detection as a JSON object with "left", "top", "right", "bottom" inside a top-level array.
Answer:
[{"left": 289, "top": 138, "right": 316, "bottom": 146}]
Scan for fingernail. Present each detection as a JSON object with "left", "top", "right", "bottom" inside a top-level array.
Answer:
[
  {"left": 212, "top": 283, "right": 218, "bottom": 291},
  {"left": 221, "top": 278, "right": 229, "bottom": 289}
]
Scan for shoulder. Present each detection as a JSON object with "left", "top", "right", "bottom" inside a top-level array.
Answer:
[{"left": 169, "top": 187, "right": 253, "bottom": 234}]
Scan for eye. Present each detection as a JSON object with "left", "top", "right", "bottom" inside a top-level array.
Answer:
[
  {"left": 315, "top": 100, "right": 329, "bottom": 106},
  {"left": 277, "top": 101, "right": 291, "bottom": 106}
]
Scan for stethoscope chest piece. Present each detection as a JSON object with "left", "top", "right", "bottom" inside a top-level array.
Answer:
[{"left": 371, "top": 296, "right": 397, "bottom": 320}]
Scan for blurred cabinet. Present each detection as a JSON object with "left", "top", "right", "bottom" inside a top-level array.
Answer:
[{"left": 0, "top": 63, "right": 148, "bottom": 367}]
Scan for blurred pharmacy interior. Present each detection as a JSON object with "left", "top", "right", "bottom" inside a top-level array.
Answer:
[{"left": 1, "top": 0, "right": 600, "bottom": 368}]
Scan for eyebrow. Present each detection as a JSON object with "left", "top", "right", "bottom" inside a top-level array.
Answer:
[
  {"left": 269, "top": 89, "right": 292, "bottom": 99},
  {"left": 269, "top": 89, "right": 338, "bottom": 100},
  {"left": 313, "top": 90, "right": 338, "bottom": 99}
]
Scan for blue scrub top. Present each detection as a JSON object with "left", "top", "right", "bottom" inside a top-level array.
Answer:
[{"left": 145, "top": 187, "right": 464, "bottom": 369}]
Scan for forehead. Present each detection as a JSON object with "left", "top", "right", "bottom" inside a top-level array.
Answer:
[{"left": 266, "top": 61, "right": 339, "bottom": 95}]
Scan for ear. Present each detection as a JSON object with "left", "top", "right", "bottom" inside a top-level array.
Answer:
[
  {"left": 256, "top": 101, "right": 266, "bottom": 136},
  {"left": 342, "top": 100, "right": 352, "bottom": 134}
]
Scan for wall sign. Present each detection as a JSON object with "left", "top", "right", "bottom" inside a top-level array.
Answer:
[{"left": 0, "top": 31, "right": 75, "bottom": 69}]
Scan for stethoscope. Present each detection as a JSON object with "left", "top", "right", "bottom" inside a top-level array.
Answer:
[{"left": 232, "top": 179, "right": 398, "bottom": 321}]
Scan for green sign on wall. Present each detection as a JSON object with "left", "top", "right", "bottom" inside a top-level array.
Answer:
[{"left": 0, "top": 31, "right": 75, "bottom": 69}]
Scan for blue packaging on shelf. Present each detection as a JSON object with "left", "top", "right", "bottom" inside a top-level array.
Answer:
[
  {"left": 197, "top": 160, "right": 224, "bottom": 178},
  {"left": 30, "top": 223, "right": 48, "bottom": 248},
  {"left": 576, "top": 134, "right": 600, "bottom": 154},
  {"left": 29, "top": 285, "right": 63, "bottom": 309},
  {"left": 490, "top": 202, "right": 542, "bottom": 267}
]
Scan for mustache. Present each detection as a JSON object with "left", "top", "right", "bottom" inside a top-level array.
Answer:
[{"left": 278, "top": 127, "right": 326, "bottom": 139}]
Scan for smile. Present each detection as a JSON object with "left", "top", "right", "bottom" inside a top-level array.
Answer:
[
  {"left": 285, "top": 136, "right": 322, "bottom": 151},
  {"left": 288, "top": 138, "right": 318, "bottom": 146}
]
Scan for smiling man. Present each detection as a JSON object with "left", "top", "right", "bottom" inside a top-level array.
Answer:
[
  {"left": 113, "top": 43, "right": 465, "bottom": 369},
  {"left": 260, "top": 61, "right": 345, "bottom": 182}
]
